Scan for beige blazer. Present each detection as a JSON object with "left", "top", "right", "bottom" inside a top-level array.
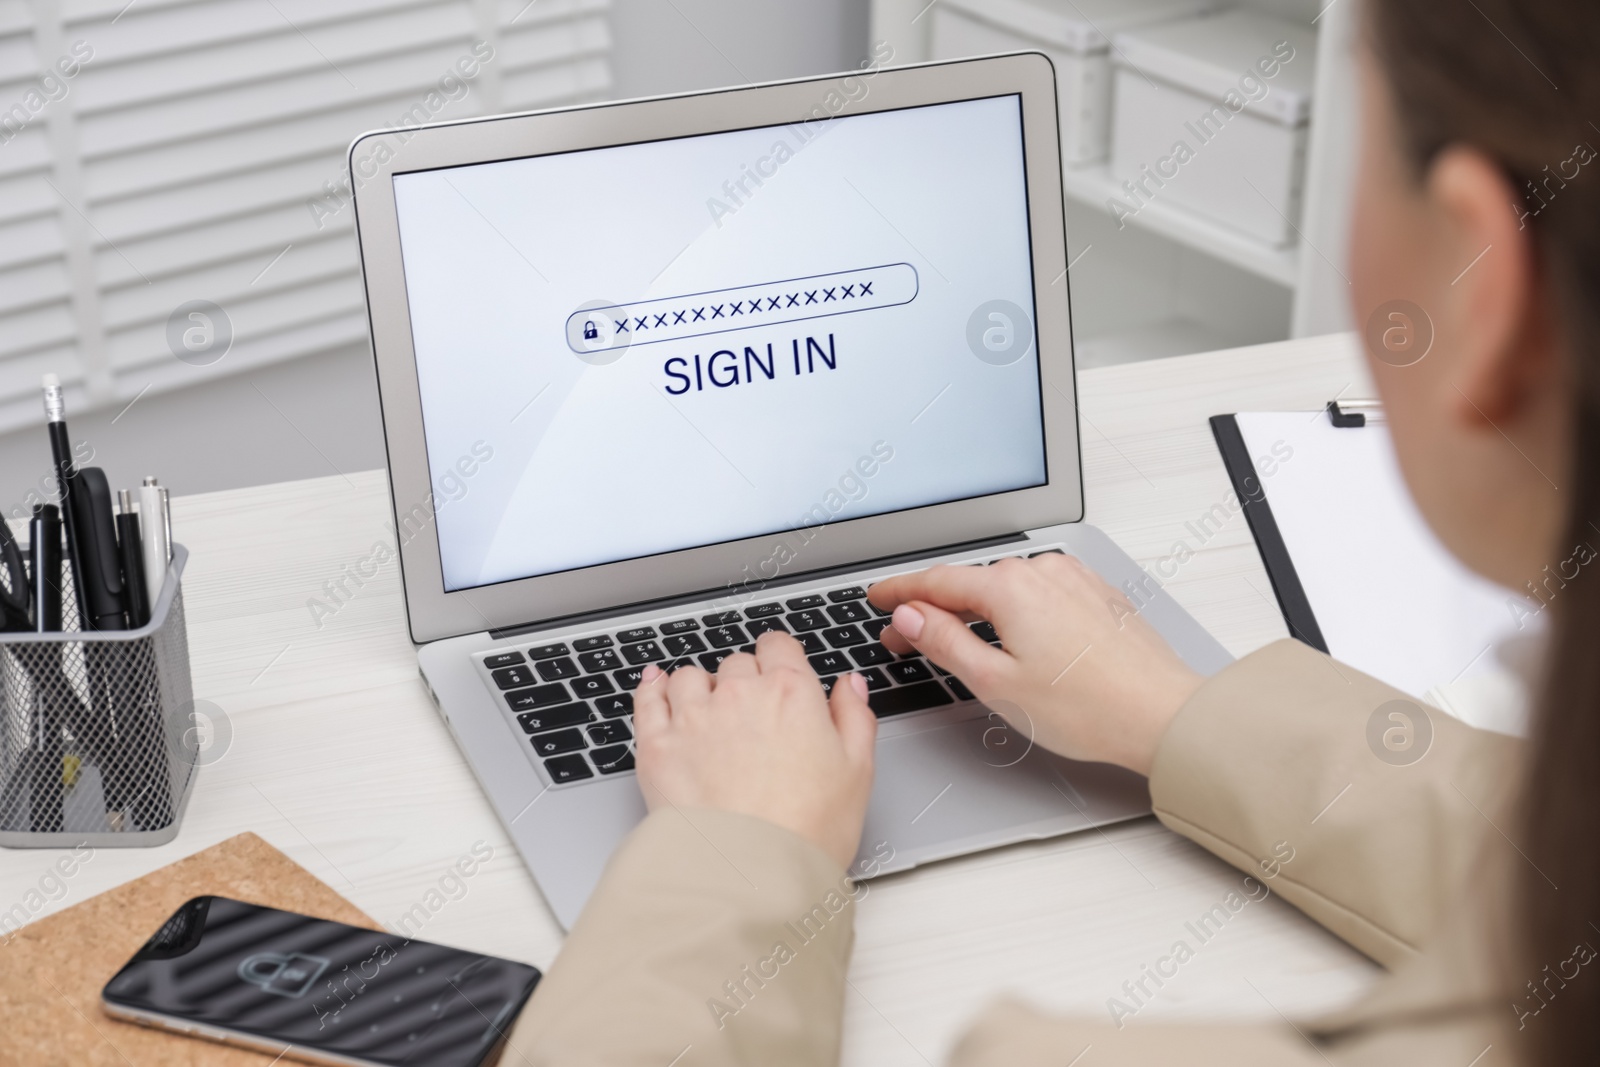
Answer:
[{"left": 503, "top": 640, "right": 1532, "bottom": 1066}]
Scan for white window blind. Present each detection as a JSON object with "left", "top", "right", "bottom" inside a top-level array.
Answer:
[{"left": 0, "top": 0, "right": 612, "bottom": 432}]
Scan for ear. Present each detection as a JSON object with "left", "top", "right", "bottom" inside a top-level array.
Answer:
[{"left": 1426, "top": 147, "right": 1553, "bottom": 425}]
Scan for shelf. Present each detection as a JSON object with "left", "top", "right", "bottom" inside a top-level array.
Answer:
[{"left": 1060, "top": 163, "right": 1302, "bottom": 288}]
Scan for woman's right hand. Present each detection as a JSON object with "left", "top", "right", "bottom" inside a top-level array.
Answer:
[{"left": 868, "top": 554, "right": 1203, "bottom": 776}]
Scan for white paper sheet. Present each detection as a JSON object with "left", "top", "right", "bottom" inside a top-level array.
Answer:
[{"left": 1233, "top": 412, "right": 1540, "bottom": 705}]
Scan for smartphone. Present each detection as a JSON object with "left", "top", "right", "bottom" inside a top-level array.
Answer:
[{"left": 102, "top": 896, "right": 540, "bottom": 1067}]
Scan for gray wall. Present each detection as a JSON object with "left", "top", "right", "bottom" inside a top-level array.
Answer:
[{"left": 0, "top": 0, "right": 869, "bottom": 512}]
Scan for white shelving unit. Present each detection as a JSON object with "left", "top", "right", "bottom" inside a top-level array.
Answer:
[
  {"left": 1059, "top": 164, "right": 1302, "bottom": 286},
  {"left": 870, "top": 0, "right": 1357, "bottom": 368}
]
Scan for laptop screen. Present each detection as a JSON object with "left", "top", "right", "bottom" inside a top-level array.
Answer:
[{"left": 392, "top": 93, "right": 1048, "bottom": 593}]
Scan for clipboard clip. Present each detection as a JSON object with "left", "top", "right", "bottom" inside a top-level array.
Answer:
[{"left": 1328, "top": 399, "right": 1384, "bottom": 428}]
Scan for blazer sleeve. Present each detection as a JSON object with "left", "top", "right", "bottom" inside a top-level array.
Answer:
[
  {"left": 501, "top": 805, "right": 858, "bottom": 1067},
  {"left": 1147, "top": 638, "right": 1523, "bottom": 968}
]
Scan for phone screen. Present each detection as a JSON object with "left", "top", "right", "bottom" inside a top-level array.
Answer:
[{"left": 102, "top": 896, "right": 540, "bottom": 1067}]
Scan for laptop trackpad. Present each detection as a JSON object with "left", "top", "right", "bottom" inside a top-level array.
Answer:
[{"left": 856, "top": 714, "right": 1151, "bottom": 872}]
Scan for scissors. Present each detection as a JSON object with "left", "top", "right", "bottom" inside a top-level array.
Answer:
[{"left": 0, "top": 520, "right": 33, "bottom": 632}]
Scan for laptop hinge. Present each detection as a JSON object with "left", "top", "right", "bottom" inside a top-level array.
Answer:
[{"left": 487, "top": 531, "right": 1030, "bottom": 640}]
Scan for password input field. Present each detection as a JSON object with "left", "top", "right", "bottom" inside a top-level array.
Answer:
[{"left": 565, "top": 262, "right": 920, "bottom": 354}]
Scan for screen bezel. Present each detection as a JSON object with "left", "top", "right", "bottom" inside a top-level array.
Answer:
[{"left": 351, "top": 52, "right": 1083, "bottom": 644}]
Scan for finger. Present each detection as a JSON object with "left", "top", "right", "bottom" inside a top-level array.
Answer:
[
  {"left": 880, "top": 624, "right": 914, "bottom": 656},
  {"left": 753, "top": 630, "right": 810, "bottom": 675},
  {"left": 711, "top": 650, "right": 758, "bottom": 682},
  {"left": 830, "top": 672, "right": 878, "bottom": 766},
  {"left": 665, "top": 663, "right": 712, "bottom": 713},
  {"left": 633, "top": 664, "right": 672, "bottom": 735},
  {"left": 869, "top": 564, "right": 1007, "bottom": 620},
  {"left": 891, "top": 600, "right": 1011, "bottom": 687}
]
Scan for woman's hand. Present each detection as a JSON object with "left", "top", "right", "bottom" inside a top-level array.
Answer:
[
  {"left": 869, "top": 554, "right": 1202, "bottom": 776},
  {"left": 632, "top": 631, "right": 879, "bottom": 870}
]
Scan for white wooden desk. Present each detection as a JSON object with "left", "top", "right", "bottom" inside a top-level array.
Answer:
[{"left": 2, "top": 333, "right": 1380, "bottom": 1065}]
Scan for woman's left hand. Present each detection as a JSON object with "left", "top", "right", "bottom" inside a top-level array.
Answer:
[{"left": 632, "top": 631, "right": 879, "bottom": 870}]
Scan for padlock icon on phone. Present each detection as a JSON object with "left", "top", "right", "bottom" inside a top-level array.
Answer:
[
  {"left": 582, "top": 320, "right": 599, "bottom": 341},
  {"left": 237, "top": 951, "right": 331, "bottom": 998}
]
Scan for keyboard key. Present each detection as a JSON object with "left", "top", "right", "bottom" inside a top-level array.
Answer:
[
  {"left": 739, "top": 644, "right": 756, "bottom": 654},
  {"left": 491, "top": 665, "right": 535, "bottom": 690},
  {"left": 698, "top": 649, "right": 736, "bottom": 672},
  {"left": 869, "top": 600, "right": 893, "bottom": 617},
  {"left": 614, "top": 667, "right": 646, "bottom": 690},
  {"left": 823, "top": 625, "right": 866, "bottom": 648},
  {"left": 864, "top": 618, "right": 891, "bottom": 640},
  {"left": 947, "top": 677, "right": 975, "bottom": 701},
  {"left": 484, "top": 651, "right": 525, "bottom": 670},
  {"left": 828, "top": 587, "right": 867, "bottom": 603},
  {"left": 745, "top": 603, "right": 784, "bottom": 618},
  {"left": 663, "top": 633, "right": 708, "bottom": 656},
  {"left": 705, "top": 625, "right": 747, "bottom": 648},
  {"left": 887, "top": 660, "right": 933, "bottom": 685},
  {"left": 574, "top": 635, "right": 614, "bottom": 652},
  {"left": 859, "top": 667, "right": 891, "bottom": 691},
  {"left": 622, "top": 641, "right": 665, "bottom": 665},
  {"left": 587, "top": 720, "right": 631, "bottom": 745},
  {"left": 818, "top": 675, "right": 838, "bottom": 696},
  {"left": 517, "top": 702, "right": 592, "bottom": 734},
  {"left": 1029, "top": 548, "right": 1065, "bottom": 557},
  {"left": 579, "top": 649, "right": 622, "bottom": 673},
  {"left": 592, "top": 744, "right": 636, "bottom": 774},
  {"left": 544, "top": 754, "right": 593, "bottom": 784},
  {"left": 969, "top": 621, "right": 999, "bottom": 643},
  {"left": 787, "top": 594, "right": 826, "bottom": 610},
  {"left": 798, "top": 632, "right": 826, "bottom": 655},
  {"left": 702, "top": 611, "right": 741, "bottom": 627},
  {"left": 745, "top": 617, "right": 788, "bottom": 637},
  {"left": 619, "top": 627, "right": 658, "bottom": 645},
  {"left": 826, "top": 602, "right": 871, "bottom": 625},
  {"left": 504, "top": 683, "right": 571, "bottom": 712},
  {"left": 571, "top": 674, "right": 616, "bottom": 699},
  {"left": 869, "top": 681, "right": 954, "bottom": 717},
  {"left": 660, "top": 618, "right": 699, "bottom": 635},
  {"left": 807, "top": 651, "right": 852, "bottom": 675},
  {"left": 662, "top": 657, "right": 698, "bottom": 672},
  {"left": 788, "top": 609, "right": 828, "bottom": 632},
  {"left": 527, "top": 643, "right": 570, "bottom": 660},
  {"left": 595, "top": 694, "right": 633, "bottom": 718},
  {"left": 529, "top": 728, "right": 587, "bottom": 756},
  {"left": 850, "top": 643, "right": 895, "bottom": 667},
  {"left": 536, "top": 656, "right": 580, "bottom": 681}
]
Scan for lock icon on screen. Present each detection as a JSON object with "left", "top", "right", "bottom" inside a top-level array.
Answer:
[{"left": 582, "top": 320, "right": 599, "bottom": 341}]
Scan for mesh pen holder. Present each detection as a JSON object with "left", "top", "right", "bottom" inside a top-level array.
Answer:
[{"left": 0, "top": 544, "right": 196, "bottom": 847}]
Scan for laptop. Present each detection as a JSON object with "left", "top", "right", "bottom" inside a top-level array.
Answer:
[{"left": 350, "top": 52, "right": 1232, "bottom": 929}]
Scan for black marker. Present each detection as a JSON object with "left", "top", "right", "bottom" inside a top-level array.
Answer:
[
  {"left": 70, "top": 467, "right": 127, "bottom": 630},
  {"left": 117, "top": 490, "right": 149, "bottom": 628},
  {"left": 28, "top": 504, "right": 65, "bottom": 833},
  {"left": 30, "top": 503, "right": 62, "bottom": 632}
]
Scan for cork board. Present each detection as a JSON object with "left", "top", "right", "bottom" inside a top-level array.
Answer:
[{"left": 0, "top": 832, "right": 377, "bottom": 1067}]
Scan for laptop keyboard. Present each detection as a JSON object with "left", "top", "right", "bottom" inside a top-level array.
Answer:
[{"left": 477, "top": 548, "right": 1063, "bottom": 786}]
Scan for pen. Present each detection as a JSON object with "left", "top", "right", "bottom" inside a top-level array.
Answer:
[
  {"left": 41, "top": 375, "right": 89, "bottom": 629},
  {"left": 117, "top": 491, "right": 149, "bottom": 628},
  {"left": 138, "top": 477, "right": 170, "bottom": 607}
]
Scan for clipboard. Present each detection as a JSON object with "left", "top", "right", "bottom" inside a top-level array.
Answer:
[{"left": 1208, "top": 403, "right": 1534, "bottom": 701}]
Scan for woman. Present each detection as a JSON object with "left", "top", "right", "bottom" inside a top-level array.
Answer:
[{"left": 505, "top": 0, "right": 1598, "bottom": 1062}]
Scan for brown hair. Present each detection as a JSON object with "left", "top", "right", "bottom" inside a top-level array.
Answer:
[{"left": 1367, "top": 1, "right": 1600, "bottom": 1062}]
